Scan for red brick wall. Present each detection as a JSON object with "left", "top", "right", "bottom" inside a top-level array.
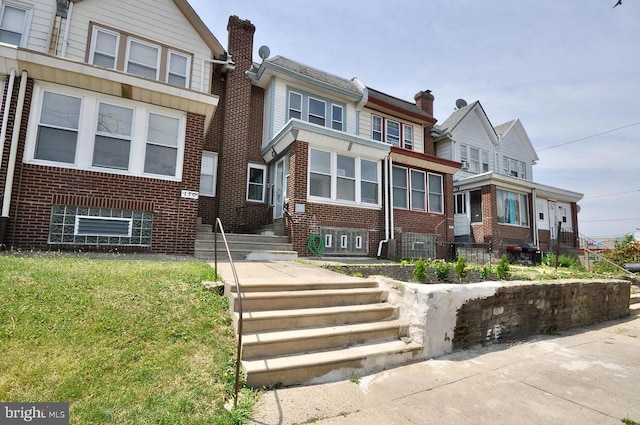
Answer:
[
  {"left": 1, "top": 77, "right": 205, "bottom": 254},
  {"left": 285, "top": 141, "right": 380, "bottom": 255}
]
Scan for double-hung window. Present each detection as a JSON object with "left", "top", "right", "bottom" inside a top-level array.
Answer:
[
  {"left": 410, "top": 170, "right": 426, "bottom": 211},
  {"left": 470, "top": 147, "right": 480, "bottom": 173},
  {"left": 90, "top": 28, "right": 119, "bottom": 69},
  {"left": 144, "top": 113, "right": 180, "bottom": 176},
  {"left": 372, "top": 115, "right": 383, "bottom": 141},
  {"left": 0, "top": 4, "right": 27, "bottom": 46},
  {"left": 332, "top": 105, "right": 343, "bottom": 131},
  {"left": 288, "top": 91, "right": 302, "bottom": 120},
  {"left": 247, "top": 164, "right": 266, "bottom": 202},
  {"left": 403, "top": 124, "right": 413, "bottom": 150},
  {"left": 360, "top": 160, "right": 378, "bottom": 204},
  {"left": 386, "top": 120, "right": 400, "bottom": 146},
  {"left": 126, "top": 39, "right": 160, "bottom": 80},
  {"left": 35, "top": 92, "right": 81, "bottom": 164},
  {"left": 482, "top": 151, "right": 489, "bottom": 172},
  {"left": 336, "top": 155, "right": 355, "bottom": 202},
  {"left": 392, "top": 166, "right": 408, "bottom": 209},
  {"left": 308, "top": 98, "right": 326, "bottom": 126},
  {"left": 309, "top": 149, "right": 332, "bottom": 198},
  {"left": 93, "top": 103, "right": 133, "bottom": 170},
  {"left": 460, "top": 144, "right": 468, "bottom": 166},
  {"left": 167, "top": 51, "right": 190, "bottom": 88},
  {"left": 200, "top": 151, "right": 218, "bottom": 197},
  {"left": 428, "top": 173, "right": 443, "bottom": 214}
]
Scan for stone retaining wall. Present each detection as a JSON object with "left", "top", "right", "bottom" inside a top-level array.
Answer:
[{"left": 379, "top": 279, "right": 630, "bottom": 360}]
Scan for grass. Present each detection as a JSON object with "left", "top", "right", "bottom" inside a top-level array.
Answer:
[{"left": 0, "top": 253, "right": 255, "bottom": 424}]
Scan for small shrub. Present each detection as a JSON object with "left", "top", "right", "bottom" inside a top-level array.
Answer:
[
  {"left": 412, "top": 258, "right": 428, "bottom": 282},
  {"left": 480, "top": 263, "right": 493, "bottom": 280},
  {"left": 432, "top": 259, "right": 451, "bottom": 281},
  {"left": 542, "top": 252, "right": 556, "bottom": 267},
  {"left": 352, "top": 272, "right": 364, "bottom": 278},
  {"left": 454, "top": 256, "right": 467, "bottom": 283},
  {"left": 496, "top": 254, "right": 510, "bottom": 279},
  {"left": 543, "top": 253, "right": 582, "bottom": 269}
]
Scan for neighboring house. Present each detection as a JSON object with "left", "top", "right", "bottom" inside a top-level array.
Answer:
[
  {"left": 0, "top": 0, "right": 232, "bottom": 254},
  {"left": 434, "top": 100, "right": 583, "bottom": 254},
  {"left": 202, "top": 17, "right": 460, "bottom": 259}
]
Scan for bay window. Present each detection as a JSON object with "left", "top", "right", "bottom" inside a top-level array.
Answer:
[
  {"left": 392, "top": 166, "right": 444, "bottom": 214},
  {"left": 309, "top": 148, "right": 380, "bottom": 206}
]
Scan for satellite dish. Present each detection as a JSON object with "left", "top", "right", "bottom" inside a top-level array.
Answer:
[
  {"left": 258, "top": 45, "right": 270, "bottom": 61},
  {"left": 455, "top": 99, "right": 468, "bottom": 109}
]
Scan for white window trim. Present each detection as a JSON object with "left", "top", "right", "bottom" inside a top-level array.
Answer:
[
  {"left": 427, "top": 172, "right": 444, "bottom": 214},
  {"left": 166, "top": 50, "right": 191, "bottom": 88},
  {"left": 386, "top": 119, "right": 400, "bottom": 147},
  {"left": 125, "top": 37, "right": 161, "bottom": 80},
  {"left": 0, "top": 2, "right": 31, "bottom": 48},
  {"left": 403, "top": 124, "right": 413, "bottom": 149},
  {"left": 497, "top": 189, "right": 530, "bottom": 227},
  {"left": 372, "top": 114, "right": 383, "bottom": 141},
  {"left": 92, "top": 102, "right": 134, "bottom": 171},
  {"left": 200, "top": 151, "right": 218, "bottom": 197},
  {"left": 246, "top": 163, "right": 267, "bottom": 203},
  {"left": 410, "top": 169, "right": 426, "bottom": 211},
  {"left": 308, "top": 96, "right": 326, "bottom": 126},
  {"left": 288, "top": 91, "right": 302, "bottom": 120},
  {"left": 89, "top": 27, "right": 120, "bottom": 69},
  {"left": 307, "top": 147, "right": 382, "bottom": 208},
  {"left": 340, "top": 234, "right": 348, "bottom": 249},
  {"left": 24, "top": 83, "right": 186, "bottom": 182},
  {"left": 332, "top": 104, "right": 343, "bottom": 131},
  {"left": 392, "top": 165, "right": 409, "bottom": 210}
]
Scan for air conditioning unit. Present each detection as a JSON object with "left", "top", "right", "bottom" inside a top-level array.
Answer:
[{"left": 460, "top": 160, "right": 469, "bottom": 170}]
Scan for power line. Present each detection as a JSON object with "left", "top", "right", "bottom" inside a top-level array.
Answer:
[
  {"left": 537, "top": 120, "right": 640, "bottom": 152},
  {"left": 582, "top": 189, "right": 640, "bottom": 200},
  {"left": 581, "top": 217, "right": 640, "bottom": 223}
]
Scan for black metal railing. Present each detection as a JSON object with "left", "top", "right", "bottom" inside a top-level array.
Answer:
[{"left": 214, "top": 218, "right": 243, "bottom": 408}]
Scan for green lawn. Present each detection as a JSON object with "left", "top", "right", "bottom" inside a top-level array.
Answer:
[{"left": 0, "top": 253, "right": 254, "bottom": 424}]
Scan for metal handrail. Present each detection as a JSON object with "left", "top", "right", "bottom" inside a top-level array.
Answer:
[
  {"left": 213, "top": 218, "right": 243, "bottom": 408},
  {"left": 578, "top": 233, "right": 635, "bottom": 276}
]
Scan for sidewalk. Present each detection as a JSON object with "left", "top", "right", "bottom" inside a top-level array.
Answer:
[{"left": 248, "top": 313, "right": 640, "bottom": 425}]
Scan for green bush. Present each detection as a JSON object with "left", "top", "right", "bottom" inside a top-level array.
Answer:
[
  {"left": 454, "top": 256, "right": 467, "bottom": 282},
  {"left": 543, "top": 252, "right": 582, "bottom": 269},
  {"left": 412, "top": 258, "right": 428, "bottom": 282},
  {"left": 496, "top": 254, "right": 510, "bottom": 279},
  {"left": 432, "top": 259, "right": 451, "bottom": 281},
  {"left": 480, "top": 263, "right": 493, "bottom": 280}
]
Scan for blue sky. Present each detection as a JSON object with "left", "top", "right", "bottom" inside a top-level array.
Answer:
[{"left": 190, "top": 0, "right": 640, "bottom": 238}]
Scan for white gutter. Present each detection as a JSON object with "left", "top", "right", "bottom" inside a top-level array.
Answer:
[
  {"left": 531, "top": 188, "right": 538, "bottom": 247},
  {"left": 2, "top": 70, "right": 27, "bottom": 218},
  {"left": 0, "top": 69, "right": 16, "bottom": 170},
  {"left": 199, "top": 56, "right": 236, "bottom": 92},
  {"left": 389, "top": 155, "right": 395, "bottom": 241},
  {"left": 60, "top": 0, "right": 73, "bottom": 58}
]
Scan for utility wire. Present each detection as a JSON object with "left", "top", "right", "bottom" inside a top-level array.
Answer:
[
  {"left": 581, "top": 217, "right": 640, "bottom": 223},
  {"left": 537, "top": 120, "right": 640, "bottom": 152},
  {"left": 582, "top": 189, "right": 640, "bottom": 200}
]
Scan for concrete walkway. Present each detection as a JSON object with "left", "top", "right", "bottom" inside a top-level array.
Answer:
[{"left": 212, "top": 260, "right": 640, "bottom": 425}]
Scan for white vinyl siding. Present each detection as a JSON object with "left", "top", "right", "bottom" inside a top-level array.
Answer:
[
  {"left": 64, "top": 0, "right": 213, "bottom": 91},
  {"left": 26, "top": 83, "right": 186, "bottom": 181}
]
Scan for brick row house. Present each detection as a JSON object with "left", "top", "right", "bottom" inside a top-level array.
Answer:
[
  {"left": 0, "top": 1, "right": 581, "bottom": 260},
  {"left": 0, "top": 0, "right": 232, "bottom": 254}
]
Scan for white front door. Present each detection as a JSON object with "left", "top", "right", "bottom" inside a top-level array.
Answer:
[
  {"left": 273, "top": 158, "right": 286, "bottom": 220},
  {"left": 454, "top": 192, "right": 470, "bottom": 236}
]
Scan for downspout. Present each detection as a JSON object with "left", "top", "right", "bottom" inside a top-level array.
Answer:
[
  {"left": 376, "top": 154, "right": 390, "bottom": 258},
  {"left": 531, "top": 188, "right": 538, "bottom": 247},
  {"left": 389, "top": 155, "right": 395, "bottom": 242},
  {"left": 60, "top": 0, "right": 73, "bottom": 58},
  {"left": 1, "top": 71, "right": 28, "bottom": 242},
  {"left": 0, "top": 69, "right": 16, "bottom": 170}
]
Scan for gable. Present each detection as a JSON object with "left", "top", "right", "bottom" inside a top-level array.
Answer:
[
  {"left": 496, "top": 119, "right": 539, "bottom": 164},
  {"left": 449, "top": 103, "right": 499, "bottom": 149}
]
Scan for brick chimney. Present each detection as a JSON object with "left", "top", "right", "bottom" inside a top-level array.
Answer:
[
  {"left": 217, "top": 16, "right": 256, "bottom": 229},
  {"left": 414, "top": 90, "right": 435, "bottom": 117}
]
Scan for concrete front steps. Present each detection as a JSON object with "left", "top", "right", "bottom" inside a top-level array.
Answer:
[
  {"left": 225, "top": 279, "right": 421, "bottom": 388},
  {"left": 195, "top": 220, "right": 297, "bottom": 261}
]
